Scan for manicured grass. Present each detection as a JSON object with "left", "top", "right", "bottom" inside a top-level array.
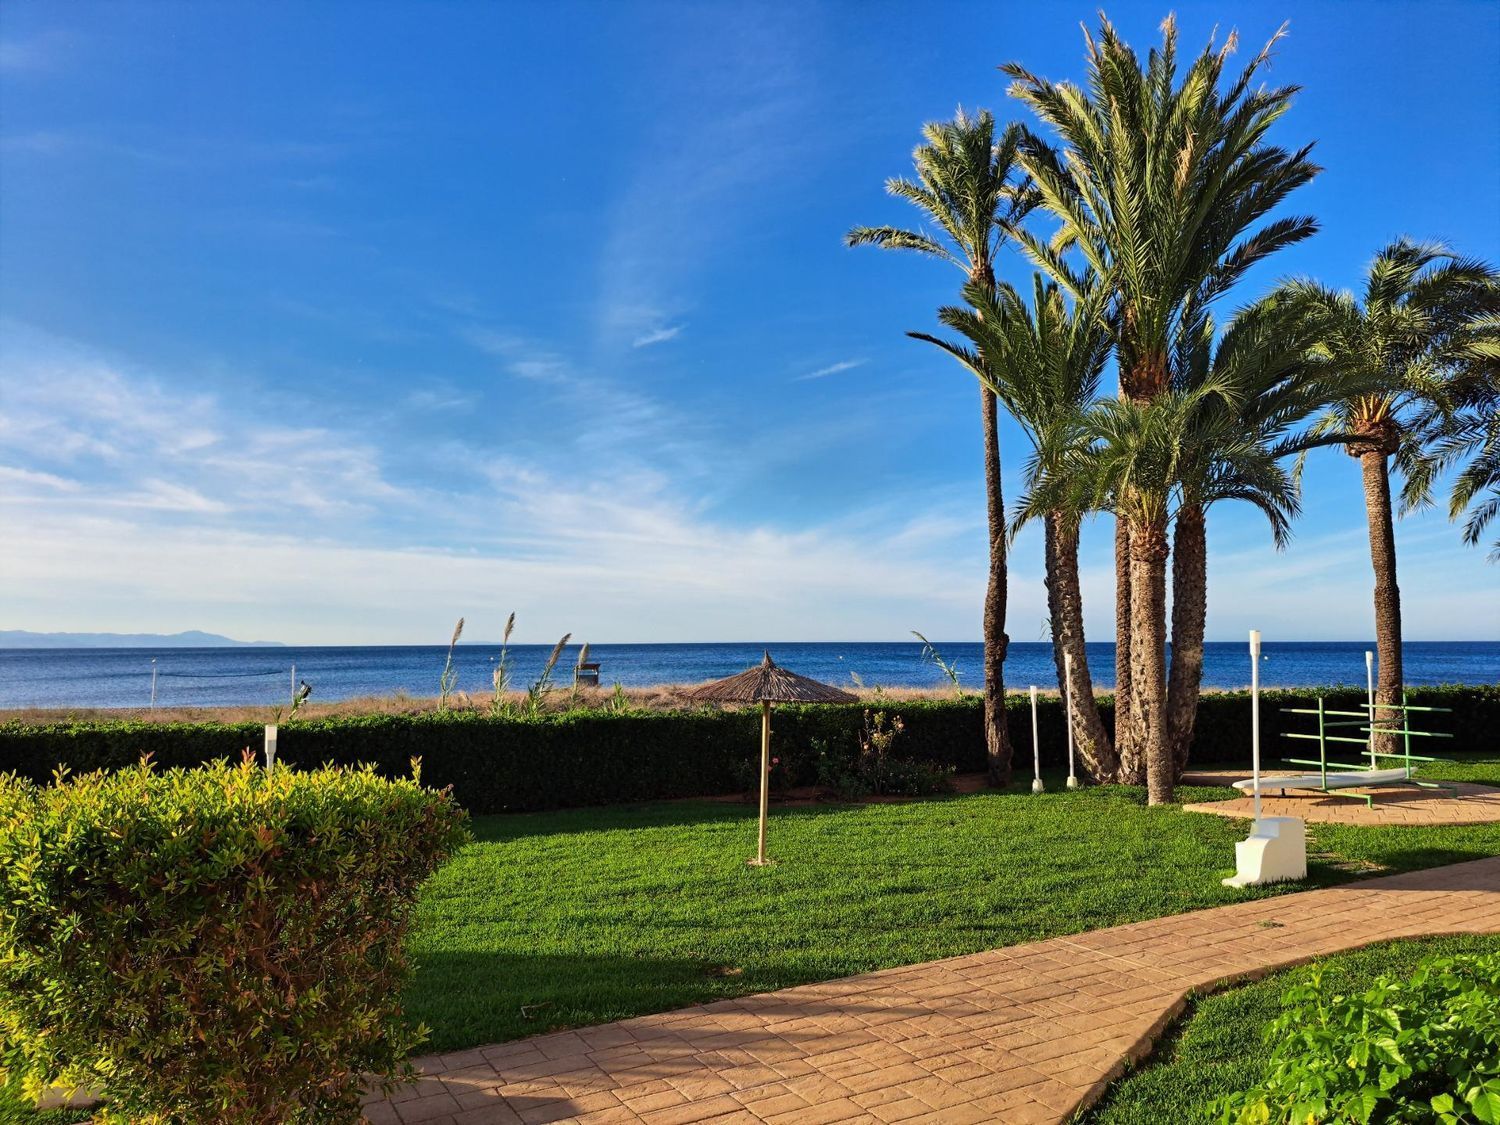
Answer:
[
  {"left": 1080, "top": 933, "right": 1500, "bottom": 1124},
  {"left": 403, "top": 764, "right": 1500, "bottom": 1052}
]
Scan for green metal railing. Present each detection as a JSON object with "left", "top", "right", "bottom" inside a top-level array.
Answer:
[{"left": 1276, "top": 692, "right": 1457, "bottom": 807}]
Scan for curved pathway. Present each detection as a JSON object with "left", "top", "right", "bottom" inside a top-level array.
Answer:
[
  {"left": 1183, "top": 782, "right": 1500, "bottom": 826},
  {"left": 364, "top": 856, "right": 1500, "bottom": 1125}
]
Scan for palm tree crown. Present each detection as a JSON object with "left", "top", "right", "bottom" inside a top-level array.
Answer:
[
  {"left": 845, "top": 107, "right": 1034, "bottom": 286},
  {"left": 1284, "top": 238, "right": 1500, "bottom": 471},
  {"left": 1003, "top": 14, "right": 1320, "bottom": 399},
  {"left": 910, "top": 273, "right": 1111, "bottom": 493}
]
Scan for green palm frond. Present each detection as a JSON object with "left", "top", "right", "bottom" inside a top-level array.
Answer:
[
  {"left": 847, "top": 107, "right": 1032, "bottom": 287},
  {"left": 1269, "top": 238, "right": 1500, "bottom": 522},
  {"left": 1003, "top": 16, "right": 1319, "bottom": 396}
]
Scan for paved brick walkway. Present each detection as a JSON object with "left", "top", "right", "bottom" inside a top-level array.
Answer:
[
  {"left": 1180, "top": 776, "right": 1500, "bottom": 826},
  {"left": 364, "top": 857, "right": 1500, "bottom": 1125}
]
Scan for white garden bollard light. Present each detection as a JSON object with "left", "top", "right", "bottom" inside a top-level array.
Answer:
[
  {"left": 1063, "top": 652, "right": 1079, "bottom": 789},
  {"left": 264, "top": 724, "right": 278, "bottom": 771},
  {"left": 1224, "top": 630, "right": 1307, "bottom": 887},
  {"left": 1030, "top": 685, "right": 1044, "bottom": 793}
]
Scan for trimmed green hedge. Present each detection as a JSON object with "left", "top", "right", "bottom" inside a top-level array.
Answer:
[
  {"left": 0, "top": 760, "right": 467, "bottom": 1123},
  {"left": 2, "top": 685, "right": 1494, "bottom": 814}
]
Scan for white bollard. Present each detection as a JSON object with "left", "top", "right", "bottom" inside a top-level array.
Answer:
[
  {"left": 1030, "top": 685, "right": 1044, "bottom": 793},
  {"left": 264, "top": 724, "right": 278, "bottom": 771},
  {"left": 1250, "top": 630, "right": 1262, "bottom": 820},
  {"left": 1365, "top": 650, "right": 1376, "bottom": 768},
  {"left": 1224, "top": 629, "right": 1306, "bottom": 888},
  {"left": 1064, "top": 652, "right": 1078, "bottom": 789}
]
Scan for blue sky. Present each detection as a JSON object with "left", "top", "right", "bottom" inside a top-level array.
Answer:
[{"left": 1, "top": 1, "right": 1497, "bottom": 645}]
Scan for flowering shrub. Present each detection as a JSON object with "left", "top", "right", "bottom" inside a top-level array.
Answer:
[
  {"left": 1214, "top": 952, "right": 1500, "bottom": 1124},
  {"left": 816, "top": 712, "right": 954, "bottom": 800},
  {"left": 0, "top": 758, "right": 468, "bottom": 1124}
]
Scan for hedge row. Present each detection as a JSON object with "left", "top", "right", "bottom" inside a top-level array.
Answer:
[{"left": 2, "top": 685, "right": 1494, "bottom": 814}]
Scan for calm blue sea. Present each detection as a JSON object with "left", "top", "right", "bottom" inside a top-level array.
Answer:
[{"left": 0, "top": 641, "right": 1495, "bottom": 709}]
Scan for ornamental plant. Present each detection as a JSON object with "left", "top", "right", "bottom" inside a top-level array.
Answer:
[
  {"left": 1214, "top": 952, "right": 1500, "bottom": 1124},
  {"left": 0, "top": 756, "right": 469, "bottom": 1124}
]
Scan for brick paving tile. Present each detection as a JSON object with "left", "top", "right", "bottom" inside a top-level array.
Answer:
[
  {"left": 1181, "top": 780, "right": 1500, "bottom": 826},
  {"left": 364, "top": 856, "right": 1500, "bottom": 1125}
]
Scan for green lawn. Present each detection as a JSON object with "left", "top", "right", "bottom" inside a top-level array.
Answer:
[
  {"left": 10, "top": 756, "right": 1495, "bottom": 1121},
  {"left": 1080, "top": 933, "right": 1500, "bottom": 1124},
  {"left": 404, "top": 758, "right": 1500, "bottom": 1052}
]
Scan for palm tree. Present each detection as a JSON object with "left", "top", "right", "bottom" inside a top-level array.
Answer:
[
  {"left": 1020, "top": 388, "right": 1227, "bottom": 803},
  {"left": 1405, "top": 314, "right": 1500, "bottom": 558},
  {"left": 1164, "top": 296, "right": 1343, "bottom": 772},
  {"left": 910, "top": 274, "right": 1119, "bottom": 780},
  {"left": 1001, "top": 15, "right": 1320, "bottom": 776},
  {"left": 1278, "top": 241, "right": 1500, "bottom": 754},
  {"left": 847, "top": 108, "right": 1035, "bottom": 785}
]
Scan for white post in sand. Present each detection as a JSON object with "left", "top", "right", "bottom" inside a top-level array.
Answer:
[
  {"left": 1030, "top": 685, "right": 1044, "bottom": 793},
  {"left": 264, "top": 724, "right": 278, "bottom": 771},
  {"left": 1250, "top": 630, "right": 1262, "bottom": 820},
  {"left": 1223, "top": 628, "right": 1306, "bottom": 888},
  {"left": 150, "top": 658, "right": 158, "bottom": 709},
  {"left": 1365, "top": 650, "right": 1376, "bottom": 768},
  {"left": 1063, "top": 652, "right": 1078, "bottom": 789}
]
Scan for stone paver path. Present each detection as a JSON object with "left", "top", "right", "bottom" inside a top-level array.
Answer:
[
  {"left": 1181, "top": 777, "right": 1500, "bottom": 826},
  {"left": 364, "top": 857, "right": 1500, "bottom": 1125}
]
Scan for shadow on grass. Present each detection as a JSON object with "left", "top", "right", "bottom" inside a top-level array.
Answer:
[
  {"left": 461, "top": 780, "right": 1048, "bottom": 844},
  {"left": 405, "top": 950, "right": 776, "bottom": 1054},
  {"left": 403, "top": 944, "right": 979, "bottom": 1054}
]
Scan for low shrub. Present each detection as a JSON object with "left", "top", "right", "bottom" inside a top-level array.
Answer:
[
  {"left": 0, "top": 758, "right": 469, "bottom": 1124},
  {"left": 0, "top": 685, "right": 1492, "bottom": 815},
  {"left": 1213, "top": 951, "right": 1500, "bottom": 1124},
  {"left": 814, "top": 711, "right": 954, "bottom": 800}
]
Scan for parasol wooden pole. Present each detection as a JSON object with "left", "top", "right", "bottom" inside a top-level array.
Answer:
[{"left": 753, "top": 700, "right": 772, "bottom": 865}]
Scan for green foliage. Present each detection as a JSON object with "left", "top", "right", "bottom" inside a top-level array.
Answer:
[
  {"left": 1214, "top": 951, "right": 1500, "bottom": 1125},
  {"left": 0, "top": 759, "right": 468, "bottom": 1124},
  {"left": 814, "top": 712, "right": 953, "bottom": 799},
  {"left": 911, "top": 631, "right": 968, "bottom": 695},
  {"left": 1082, "top": 936, "right": 1500, "bottom": 1125},
  {"left": 0, "top": 685, "right": 1494, "bottom": 815}
]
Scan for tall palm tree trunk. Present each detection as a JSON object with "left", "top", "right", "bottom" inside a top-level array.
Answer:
[
  {"left": 1130, "top": 518, "right": 1173, "bottom": 804},
  {"left": 1166, "top": 503, "right": 1207, "bottom": 776},
  {"left": 1360, "top": 449, "right": 1404, "bottom": 758},
  {"left": 1044, "top": 512, "right": 1068, "bottom": 691},
  {"left": 1113, "top": 517, "right": 1139, "bottom": 782},
  {"left": 1045, "top": 512, "right": 1118, "bottom": 780},
  {"left": 980, "top": 383, "right": 1012, "bottom": 785}
]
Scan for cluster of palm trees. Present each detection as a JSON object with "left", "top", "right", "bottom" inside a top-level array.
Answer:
[{"left": 850, "top": 16, "right": 1499, "bottom": 804}]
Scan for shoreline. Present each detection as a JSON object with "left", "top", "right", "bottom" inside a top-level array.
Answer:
[{"left": 1, "top": 680, "right": 1472, "bottom": 726}]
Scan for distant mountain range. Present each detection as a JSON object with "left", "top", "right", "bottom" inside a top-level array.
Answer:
[{"left": 0, "top": 630, "right": 284, "bottom": 649}]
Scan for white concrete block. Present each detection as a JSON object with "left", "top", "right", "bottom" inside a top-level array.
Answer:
[{"left": 1222, "top": 816, "right": 1307, "bottom": 887}]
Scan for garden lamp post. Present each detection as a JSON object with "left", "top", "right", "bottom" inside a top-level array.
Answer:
[{"left": 683, "top": 652, "right": 857, "bottom": 866}]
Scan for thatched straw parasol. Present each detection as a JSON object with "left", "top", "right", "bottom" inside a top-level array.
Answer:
[{"left": 684, "top": 651, "right": 857, "bottom": 866}]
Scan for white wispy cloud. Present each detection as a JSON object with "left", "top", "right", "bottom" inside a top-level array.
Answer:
[
  {"left": 0, "top": 326, "right": 994, "bottom": 643},
  {"left": 0, "top": 465, "right": 80, "bottom": 492},
  {"left": 0, "top": 31, "right": 75, "bottom": 75},
  {"left": 632, "top": 324, "right": 683, "bottom": 348},
  {"left": 404, "top": 386, "right": 475, "bottom": 412},
  {"left": 796, "top": 359, "right": 866, "bottom": 381},
  {"left": 4, "top": 326, "right": 1491, "bottom": 645}
]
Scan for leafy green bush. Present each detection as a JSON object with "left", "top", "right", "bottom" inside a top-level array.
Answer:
[
  {"left": 814, "top": 711, "right": 955, "bottom": 800},
  {"left": 0, "top": 758, "right": 469, "bottom": 1124},
  {"left": 0, "top": 685, "right": 1492, "bottom": 814},
  {"left": 1214, "top": 951, "right": 1500, "bottom": 1124}
]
